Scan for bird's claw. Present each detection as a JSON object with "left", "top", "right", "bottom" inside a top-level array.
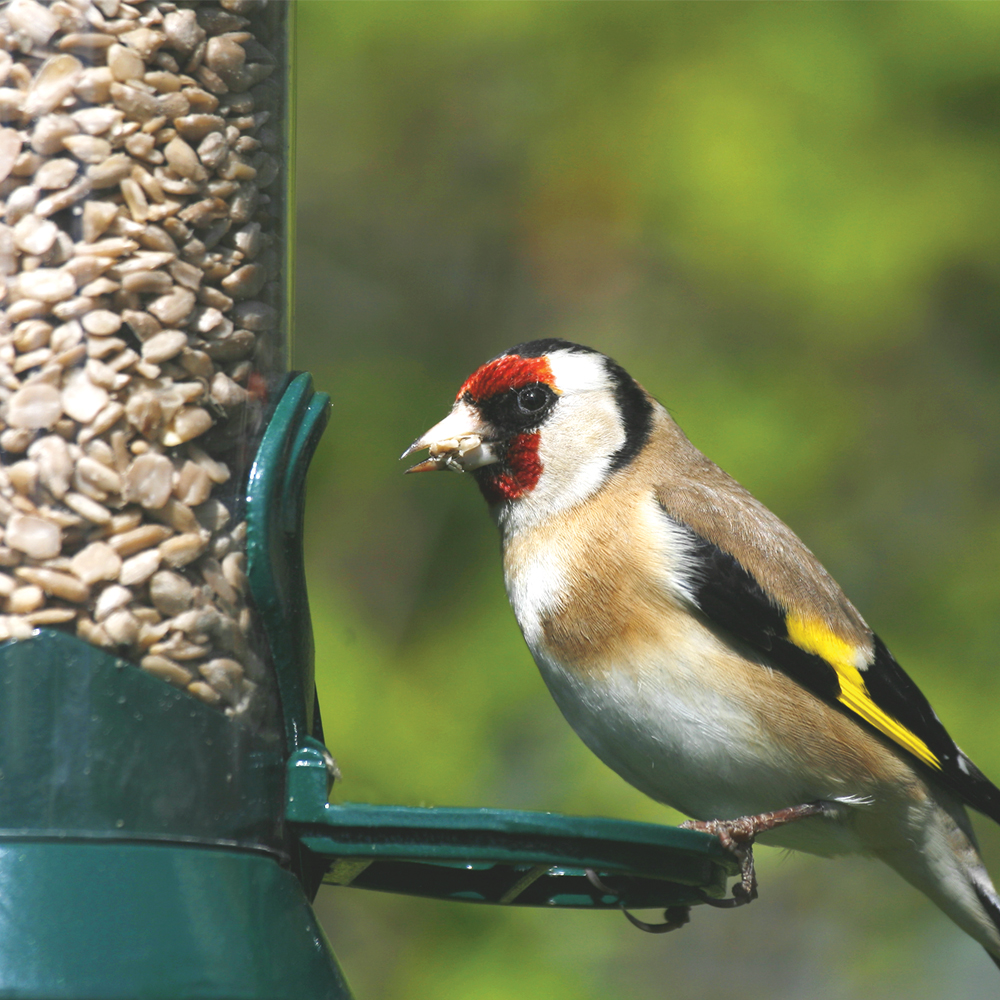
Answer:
[
  {"left": 682, "top": 802, "right": 828, "bottom": 906},
  {"left": 680, "top": 817, "right": 759, "bottom": 904}
]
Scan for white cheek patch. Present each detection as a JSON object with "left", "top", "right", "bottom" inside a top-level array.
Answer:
[{"left": 532, "top": 392, "right": 623, "bottom": 500}]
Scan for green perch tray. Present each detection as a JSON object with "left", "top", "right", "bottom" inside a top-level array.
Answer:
[{"left": 285, "top": 740, "right": 740, "bottom": 911}]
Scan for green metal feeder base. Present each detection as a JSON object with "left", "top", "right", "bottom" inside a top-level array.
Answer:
[{"left": 0, "top": 841, "right": 349, "bottom": 1000}]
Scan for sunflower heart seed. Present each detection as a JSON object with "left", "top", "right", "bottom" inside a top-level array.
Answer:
[
  {"left": 70, "top": 541, "right": 122, "bottom": 585},
  {"left": 123, "top": 453, "right": 174, "bottom": 509}
]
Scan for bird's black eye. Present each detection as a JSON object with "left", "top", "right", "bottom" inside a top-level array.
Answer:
[
  {"left": 478, "top": 381, "right": 556, "bottom": 435},
  {"left": 517, "top": 386, "right": 548, "bottom": 413}
]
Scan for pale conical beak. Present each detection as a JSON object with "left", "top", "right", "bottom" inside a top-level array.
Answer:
[{"left": 401, "top": 401, "right": 501, "bottom": 474}]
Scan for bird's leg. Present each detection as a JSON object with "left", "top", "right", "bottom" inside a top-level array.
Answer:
[{"left": 682, "top": 802, "right": 829, "bottom": 906}]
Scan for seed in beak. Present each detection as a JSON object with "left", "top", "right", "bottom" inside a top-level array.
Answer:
[{"left": 403, "top": 433, "right": 498, "bottom": 474}]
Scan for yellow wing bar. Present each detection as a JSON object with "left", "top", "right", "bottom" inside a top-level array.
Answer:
[{"left": 785, "top": 615, "right": 941, "bottom": 770}]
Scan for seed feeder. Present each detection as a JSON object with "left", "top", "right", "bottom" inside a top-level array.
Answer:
[{"left": 0, "top": 3, "right": 740, "bottom": 997}]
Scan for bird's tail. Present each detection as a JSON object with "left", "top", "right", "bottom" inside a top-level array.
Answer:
[
  {"left": 970, "top": 882, "right": 1000, "bottom": 973},
  {"left": 877, "top": 791, "right": 1000, "bottom": 970}
]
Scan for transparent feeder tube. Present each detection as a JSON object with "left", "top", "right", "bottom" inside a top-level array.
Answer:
[{"left": 0, "top": 0, "right": 290, "bottom": 723}]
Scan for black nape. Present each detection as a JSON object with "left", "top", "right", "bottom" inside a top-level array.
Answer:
[{"left": 604, "top": 357, "right": 653, "bottom": 471}]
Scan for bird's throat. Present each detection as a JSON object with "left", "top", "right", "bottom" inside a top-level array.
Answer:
[{"left": 474, "top": 432, "right": 542, "bottom": 504}]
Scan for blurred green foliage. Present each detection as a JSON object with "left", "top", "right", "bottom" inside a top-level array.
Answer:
[{"left": 294, "top": 3, "right": 1000, "bottom": 997}]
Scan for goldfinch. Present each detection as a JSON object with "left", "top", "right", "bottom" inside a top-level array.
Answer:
[{"left": 403, "top": 338, "right": 1000, "bottom": 968}]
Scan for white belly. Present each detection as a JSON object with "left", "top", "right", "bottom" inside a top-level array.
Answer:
[{"left": 529, "top": 644, "right": 871, "bottom": 859}]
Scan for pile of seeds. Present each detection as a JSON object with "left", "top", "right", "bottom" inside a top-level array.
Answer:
[{"left": 0, "top": 0, "right": 288, "bottom": 718}]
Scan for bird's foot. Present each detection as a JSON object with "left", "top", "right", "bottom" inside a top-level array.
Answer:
[{"left": 682, "top": 802, "right": 828, "bottom": 906}]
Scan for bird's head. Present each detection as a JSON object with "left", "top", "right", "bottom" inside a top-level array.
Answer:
[{"left": 403, "top": 339, "right": 654, "bottom": 523}]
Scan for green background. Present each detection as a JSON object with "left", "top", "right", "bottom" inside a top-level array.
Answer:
[{"left": 294, "top": 3, "right": 1000, "bottom": 997}]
